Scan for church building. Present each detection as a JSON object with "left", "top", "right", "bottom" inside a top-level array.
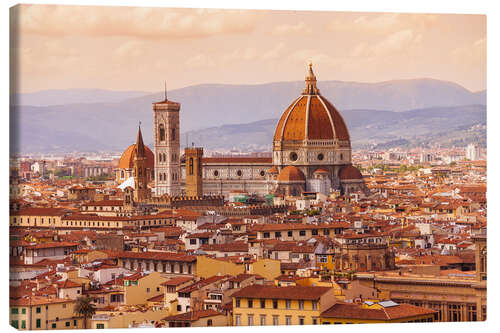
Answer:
[{"left": 116, "top": 63, "right": 367, "bottom": 199}]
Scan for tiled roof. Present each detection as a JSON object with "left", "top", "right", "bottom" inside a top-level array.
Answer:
[
  {"left": 321, "top": 302, "right": 436, "bottom": 321},
  {"left": 115, "top": 251, "right": 196, "bottom": 263},
  {"left": 232, "top": 285, "right": 332, "bottom": 300}
]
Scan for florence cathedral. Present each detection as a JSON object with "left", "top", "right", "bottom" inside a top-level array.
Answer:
[{"left": 115, "top": 64, "right": 367, "bottom": 201}]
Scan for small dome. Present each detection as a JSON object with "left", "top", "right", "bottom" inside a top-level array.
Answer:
[
  {"left": 313, "top": 167, "right": 330, "bottom": 174},
  {"left": 277, "top": 166, "right": 306, "bottom": 182},
  {"left": 118, "top": 144, "right": 155, "bottom": 170},
  {"left": 268, "top": 166, "right": 279, "bottom": 174},
  {"left": 339, "top": 165, "right": 363, "bottom": 180}
]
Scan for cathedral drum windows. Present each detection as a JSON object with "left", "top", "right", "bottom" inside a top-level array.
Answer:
[
  {"left": 213, "top": 170, "right": 219, "bottom": 177},
  {"left": 317, "top": 153, "right": 324, "bottom": 161},
  {"left": 236, "top": 170, "right": 243, "bottom": 177},
  {"left": 289, "top": 152, "right": 298, "bottom": 162}
]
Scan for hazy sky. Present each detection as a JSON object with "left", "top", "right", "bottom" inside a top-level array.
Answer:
[{"left": 10, "top": 4, "right": 486, "bottom": 93}]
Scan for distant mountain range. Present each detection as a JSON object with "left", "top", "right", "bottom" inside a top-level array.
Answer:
[{"left": 10, "top": 78, "right": 486, "bottom": 154}]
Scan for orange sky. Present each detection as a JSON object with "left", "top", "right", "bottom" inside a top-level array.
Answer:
[{"left": 10, "top": 5, "right": 486, "bottom": 93}]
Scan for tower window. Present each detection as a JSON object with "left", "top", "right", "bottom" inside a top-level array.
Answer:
[
  {"left": 189, "top": 158, "right": 194, "bottom": 175},
  {"left": 171, "top": 128, "right": 176, "bottom": 140},
  {"left": 159, "top": 124, "right": 165, "bottom": 142},
  {"left": 340, "top": 153, "right": 344, "bottom": 160}
]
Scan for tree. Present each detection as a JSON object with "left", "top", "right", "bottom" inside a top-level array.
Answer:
[{"left": 74, "top": 296, "right": 96, "bottom": 329}]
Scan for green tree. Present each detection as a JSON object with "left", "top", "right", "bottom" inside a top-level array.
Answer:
[{"left": 74, "top": 296, "right": 96, "bottom": 329}]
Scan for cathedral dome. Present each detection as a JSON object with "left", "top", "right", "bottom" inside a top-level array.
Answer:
[
  {"left": 339, "top": 165, "right": 363, "bottom": 180},
  {"left": 273, "top": 63, "right": 350, "bottom": 142},
  {"left": 313, "top": 167, "right": 330, "bottom": 175},
  {"left": 118, "top": 144, "right": 155, "bottom": 170},
  {"left": 277, "top": 166, "right": 306, "bottom": 182}
]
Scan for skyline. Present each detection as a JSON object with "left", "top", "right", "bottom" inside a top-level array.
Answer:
[{"left": 10, "top": 5, "right": 486, "bottom": 94}]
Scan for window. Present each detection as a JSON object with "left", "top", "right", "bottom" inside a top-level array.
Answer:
[
  {"left": 36, "top": 319, "right": 41, "bottom": 328},
  {"left": 260, "top": 315, "right": 266, "bottom": 326},
  {"left": 235, "top": 298, "right": 240, "bottom": 308},
  {"left": 286, "top": 316, "right": 292, "bottom": 325},
  {"left": 36, "top": 307, "right": 41, "bottom": 314},
  {"left": 236, "top": 170, "right": 242, "bottom": 177},
  {"left": 248, "top": 299, "right": 253, "bottom": 308},
  {"left": 159, "top": 124, "right": 165, "bottom": 141},
  {"left": 52, "top": 323, "right": 56, "bottom": 329},
  {"left": 273, "top": 299, "right": 278, "bottom": 309},
  {"left": 11, "top": 308, "right": 18, "bottom": 314},
  {"left": 189, "top": 158, "right": 194, "bottom": 175},
  {"left": 299, "top": 317, "right": 305, "bottom": 325},
  {"left": 273, "top": 315, "right": 279, "bottom": 326},
  {"left": 299, "top": 230, "right": 306, "bottom": 236},
  {"left": 290, "top": 152, "right": 298, "bottom": 161},
  {"left": 288, "top": 231, "right": 293, "bottom": 237},
  {"left": 235, "top": 315, "right": 241, "bottom": 326},
  {"left": 312, "top": 229, "right": 318, "bottom": 235},
  {"left": 62, "top": 303, "right": 66, "bottom": 308},
  {"left": 467, "top": 304, "right": 477, "bottom": 321},
  {"left": 21, "top": 308, "right": 26, "bottom": 314},
  {"left": 146, "top": 288, "right": 150, "bottom": 293},
  {"left": 177, "top": 305, "right": 182, "bottom": 312},
  {"left": 207, "top": 319, "right": 213, "bottom": 327},
  {"left": 248, "top": 314, "right": 254, "bottom": 326},
  {"left": 275, "top": 232, "right": 281, "bottom": 238},
  {"left": 286, "top": 300, "right": 291, "bottom": 309},
  {"left": 11, "top": 320, "right": 19, "bottom": 329},
  {"left": 96, "top": 323, "right": 105, "bottom": 329},
  {"left": 299, "top": 300, "right": 304, "bottom": 310},
  {"left": 263, "top": 232, "right": 270, "bottom": 239},
  {"left": 190, "top": 239, "right": 197, "bottom": 245},
  {"left": 260, "top": 299, "right": 266, "bottom": 308},
  {"left": 172, "top": 128, "right": 176, "bottom": 140},
  {"left": 312, "top": 301, "right": 318, "bottom": 310},
  {"left": 65, "top": 321, "right": 70, "bottom": 327},
  {"left": 312, "top": 318, "right": 318, "bottom": 325},
  {"left": 21, "top": 320, "right": 26, "bottom": 329}
]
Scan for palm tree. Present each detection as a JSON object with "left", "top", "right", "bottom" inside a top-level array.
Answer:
[{"left": 74, "top": 296, "right": 96, "bottom": 329}]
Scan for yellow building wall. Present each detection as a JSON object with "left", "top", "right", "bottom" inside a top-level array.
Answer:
[
  {"left": 91, "top": 307, "right": 171, "bottom": 329},
  {"left": 233, "top": 298, "right": 323, "bottom": 326},
  {"left": 10, "top": 301, "right": 84, "bottom": 330},
  {"left": 124, "top": 272, "right": 168, "bottom": 305},
  {"left": 196, "top": 256, "right": 244, "bottom": 278},
  {"left": 248, "top": 259, "right": 280, "bottom": 280}
]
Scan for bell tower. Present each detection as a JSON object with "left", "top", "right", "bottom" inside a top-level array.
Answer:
[
  {"left": 133, "top": 125, "right": 150, "bottom": 202},
  {"left": 153, "top": 84, "right": 181, "bottom": 196},
  {"left": 185, "top": 147, "right": 204, "bottom": 197}
]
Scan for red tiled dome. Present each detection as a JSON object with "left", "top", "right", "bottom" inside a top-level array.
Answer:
[
  {"left": 314, "top": 168, "right": 330, "bottom": 174},
  {"left": 268, "top": 166, "right": 279, "bottom": 174},
  {"left": 339, "top": 165, "right": 363, "bottom": 180},
  {"left": 273, "top": 64, "right": 350, "bottom": 142},
  {"left": 277, "top": 166, "right": 306, "bottom": 182},
  {"left": 118, "top": 144, "right": 154, "bottom": 170}
]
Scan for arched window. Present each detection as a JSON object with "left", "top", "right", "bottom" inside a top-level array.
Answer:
[
  {"left": 171, "top": 128, "right": 176, "bottom": 140},
  {"left": 121, "top": 170, "right": 124, "bottom": 178},
  {"left": 159, "top": 124, "right": 165, "bottom": 142},
  {"left": 159, "top": 173, "right": 163, "bottom": 181},
  {"left": 189, "top": 157, "right": 194, "bottom": 175}
]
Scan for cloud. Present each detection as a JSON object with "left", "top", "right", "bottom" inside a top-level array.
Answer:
[
  {"left": 351, "top": 29, "right": 422, "bottom": 58},
  {"left": 262, "top": 42, "right": 286, "bottom": 60},
  {"left": 451, "top": 37, "right": 486, "bottom": 67},
  {"left": 185, "top": 54, "right": 216, "bottom": 69},
  {"left": 273, "top": 22, "right": 312, "bottom": 35},
  {"left": 12, "top": 5, "right": 259, "bottom": 39}
]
